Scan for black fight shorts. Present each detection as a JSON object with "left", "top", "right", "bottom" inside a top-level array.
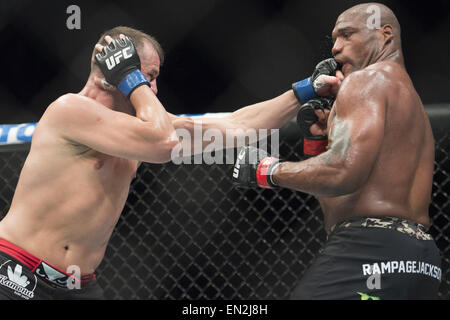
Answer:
[
  {"left": 0, "top": 239, "right": 104, "bottom": 300},
  {"left": 291, "top": 216, "right": 442, "bottom": 300}
]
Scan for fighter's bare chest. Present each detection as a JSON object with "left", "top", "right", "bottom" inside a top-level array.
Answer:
[{"left": 84, "top": 151, "right": 138, "bottom": 181}]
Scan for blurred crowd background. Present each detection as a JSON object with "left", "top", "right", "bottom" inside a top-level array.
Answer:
[{"left": 0, "top": 0, "right": 449, "bottom": 124}]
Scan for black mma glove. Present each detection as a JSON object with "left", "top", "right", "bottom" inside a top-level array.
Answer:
[
  {"left": 292, "top": 58, "right": 339, "bottom": 104},
  {"left": 297, "top": 97, "right": 334, "bottom": 158},
  {"left": 232, "top": 146, "right": 280, "bottom": 189},
  {"left": 94, "top": 36, "right": 150, "bottom": 98}
]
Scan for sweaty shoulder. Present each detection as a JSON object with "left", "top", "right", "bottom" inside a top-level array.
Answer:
[
  {"left": 335, "top": 62, "right": 400, "bottom": 114},
  {"left": 341, "top": 63, "right": 394, "bottom": 94}
]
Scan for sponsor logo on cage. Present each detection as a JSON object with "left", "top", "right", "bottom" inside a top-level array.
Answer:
[
  {"left": 172, "top": 123, "right": 280, "bottom": 165},
  {"left": 362, "top": 260, "right": 442, "bottom": 281},
  {"left": 105, "top": 48, "right": 133, "bottom": 70},
  {"left": 0, "top": 260, "right": 37, "bottom": 299},
  {"left": 0, "top": 123, "right": 36, "bottom": 144}
]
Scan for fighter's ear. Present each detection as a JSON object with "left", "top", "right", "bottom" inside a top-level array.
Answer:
[{"left": 381, "top": 24, "right": 394, "bottom": 45}]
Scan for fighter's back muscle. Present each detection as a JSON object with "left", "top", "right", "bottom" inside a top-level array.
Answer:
[{"left": 320, "top": 62, "right": 434, "bottom": 228}]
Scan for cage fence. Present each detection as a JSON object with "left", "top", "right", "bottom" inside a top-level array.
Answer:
[{"left": 0, "top": 119, "right": 448, "bottom": 300}]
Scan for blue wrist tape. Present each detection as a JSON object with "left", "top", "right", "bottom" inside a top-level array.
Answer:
[
  {"left": 118, "top": 70, "right": 150, "bottom": 97},
  {"left": 292, "top": 78, "right": 317, "bottom": 104}
]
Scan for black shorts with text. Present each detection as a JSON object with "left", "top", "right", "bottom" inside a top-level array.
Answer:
[{"left": 291, "top": 217, "right": 442, "bottom": 300}]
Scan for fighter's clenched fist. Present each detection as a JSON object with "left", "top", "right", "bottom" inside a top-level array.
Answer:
[
  {"left": 297, "top": 98, "right": 334, "bottom": 157},
  {"left": 232, "top": 146, "right": 280, "bottom": 189},
  {"left": 292, "top": 58, "right": 344, "bottom": 103}
]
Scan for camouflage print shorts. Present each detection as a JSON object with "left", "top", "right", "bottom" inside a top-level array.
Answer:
[{"left": 331, "top": 216, "right": 433, "bottom": 241}]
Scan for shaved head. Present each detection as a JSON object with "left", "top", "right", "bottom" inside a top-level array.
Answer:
[
  {"left": 331, "top": 2, "right": 404, "bottom": 75},
  {"left": 338, "top": 2, "right": 401, "bottom": 41}
]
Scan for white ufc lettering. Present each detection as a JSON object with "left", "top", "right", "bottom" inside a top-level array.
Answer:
[
  {"left": 123, "top": 47, "right": 132, "bottom": 59},
  {"left": 105, "top": 47, "right": 133, "bottom": 70},
  {"left": 232, "top": 149, "right": 246, "bottom": 178},
  {"left": 114, "top": 51, "right": 123, "bottom": 65}
]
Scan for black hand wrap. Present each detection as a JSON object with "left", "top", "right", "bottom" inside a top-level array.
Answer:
[
  {"left": 94, "top": 36, "right": 150, "bottom": 97},
  {"left": 297, "top": 97, "right": 334, "bottom": 157}
]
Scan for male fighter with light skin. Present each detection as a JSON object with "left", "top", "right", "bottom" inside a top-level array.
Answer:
[
  {"left": 0, "top": 27, "right": 180, "bottom": 299},
  {"left": 181, "top": 3, "right": 442, "bottom": 299},
  {"left": 0, "top": 25, "right": 341, "bottom": 299}
]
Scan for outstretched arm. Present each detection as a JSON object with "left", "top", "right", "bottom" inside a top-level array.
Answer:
[
  {"left": 173, "top": 90, "right": 300, "bottom": 146},
  {"left": 173, "top": 59, "right": 343, "bottom": 155}
]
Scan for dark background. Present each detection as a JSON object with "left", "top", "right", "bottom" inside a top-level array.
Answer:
[
  {"left": 0, "top": 1, "right": 449, "bottom": 300},
  {"left": 0, "top": 0, "right": 449, "bottom": 124}
]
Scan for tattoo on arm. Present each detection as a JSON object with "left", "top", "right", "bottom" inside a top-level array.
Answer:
[{"left": 321, "top": 116, "right": 351, "bottom": 166}]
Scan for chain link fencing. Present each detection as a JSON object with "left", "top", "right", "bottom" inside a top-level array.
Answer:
[{"left": 0, "top": 117, "right": 449, "bottom": 300}]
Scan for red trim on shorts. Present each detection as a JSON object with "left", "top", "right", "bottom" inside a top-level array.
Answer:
[
  {"left": 0, "top": 238, "right": 40, "bottom": 270},
  {"left": 0, "top": 238, "right": 95, "bottom": 283}
]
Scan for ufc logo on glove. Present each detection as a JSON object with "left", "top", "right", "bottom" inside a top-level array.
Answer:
[
  {"left": 105, "top": 47, "right": 133, "bottom": 70},
  {"left": 95, "top": 36, "right": 150, "bottom": 98},
  {"left": 233, "top": 149, "right": 246, "bottom": 178}
]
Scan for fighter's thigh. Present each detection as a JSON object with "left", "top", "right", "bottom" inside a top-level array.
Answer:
[{"left": 291, "top": 253, "right": 373, "bottom": 300}]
